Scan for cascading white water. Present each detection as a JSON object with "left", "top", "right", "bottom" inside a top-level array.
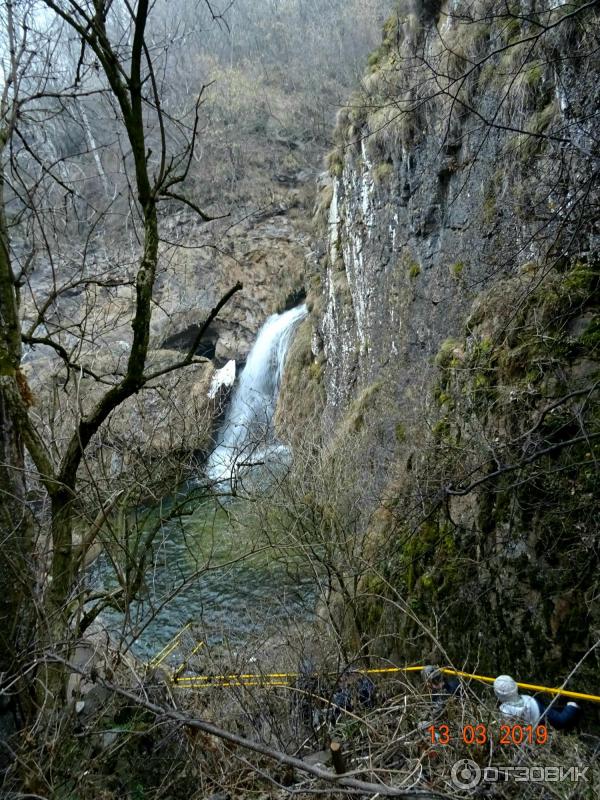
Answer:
[{"left": 206, "top": 304, "right": 307, "bottom": 485}]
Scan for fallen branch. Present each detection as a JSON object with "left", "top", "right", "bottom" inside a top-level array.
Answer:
[{"left": 50, "top": 655, "right": 448, "bottom": 799}]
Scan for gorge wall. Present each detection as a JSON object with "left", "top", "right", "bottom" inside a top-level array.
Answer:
[{"left": 280, "top": 0, "right": 600, "bottom": 690}]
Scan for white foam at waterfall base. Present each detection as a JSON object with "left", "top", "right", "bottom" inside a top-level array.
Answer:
[{"left": 206, "top": 304, "right": 307, "bottom": 487}]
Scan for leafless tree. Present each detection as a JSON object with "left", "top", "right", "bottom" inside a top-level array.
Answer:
[{"left": 0, "top": 0, "right": 244, "bottom": 724}]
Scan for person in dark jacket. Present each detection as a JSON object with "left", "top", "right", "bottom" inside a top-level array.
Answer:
[
  {"left": 330, "top": 685, "right": 353, "bottom": 722},
  {"left": 295, "top": 658, "right": 321, "bottom": 729},
  {"left": 421, "top": 665, "right": 461, "bottom": 711},
  {"left": 330, "top": 670, "right": 377, "bottom": 722},
  {"left": 356, "top": 674, "right": 377, "bottom": 709}
]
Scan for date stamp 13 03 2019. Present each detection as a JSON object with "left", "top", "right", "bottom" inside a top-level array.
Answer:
[{"left": 427, "top": 722, "right": 549, "bottom": 746}]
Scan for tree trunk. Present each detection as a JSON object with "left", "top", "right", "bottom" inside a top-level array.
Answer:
[
  {"left": 0, "top": 388, "right": 35, "bottom": 692},
  {"left": 0, "top": 163, "right": 36, "bottom": 724}
]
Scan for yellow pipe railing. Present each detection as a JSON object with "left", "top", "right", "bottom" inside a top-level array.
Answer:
[{"left": 147, "top": 626, "right": 600, "bottom": 702}]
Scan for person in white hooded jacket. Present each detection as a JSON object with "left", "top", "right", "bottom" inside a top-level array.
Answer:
[{"left": 493, "top": 675, "right": 581, "bottom": 731}]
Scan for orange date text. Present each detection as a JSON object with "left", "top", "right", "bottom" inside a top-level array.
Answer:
[{"left": 426, "top": 723, "right": 548, "bottom": 746}]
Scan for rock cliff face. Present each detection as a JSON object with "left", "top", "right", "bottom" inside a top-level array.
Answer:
[
  {"left": 151, "top": 202, "right": 312, "bottom": 365},
  {"left": 23, "top": 182, "right": 313, "bottom": 472},
  {"left": 282, "top": 0, "right": 600, "bottom": 688}
]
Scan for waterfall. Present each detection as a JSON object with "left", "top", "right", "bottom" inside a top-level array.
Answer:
[{"left": 206, "top": 304, "right": 307, "bottom": 486}]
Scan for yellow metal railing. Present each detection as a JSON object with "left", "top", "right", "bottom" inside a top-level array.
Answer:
[{"left": 147, "top": 626, "right": 600, "bottom": 702}]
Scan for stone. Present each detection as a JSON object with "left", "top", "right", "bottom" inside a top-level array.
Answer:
[
  {"left": 100, "top": 730, "right": 119, "bottom": 750},
  {"left": 303, "top": 750, "right": 331, "bottom": 766},
  {"left": 208, "top": 360, "right": 236, "bottom": 400}
]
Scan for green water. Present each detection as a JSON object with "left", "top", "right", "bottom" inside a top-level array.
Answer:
[{"left": 94, "top": 493, "right": 315, "bottom": 663}]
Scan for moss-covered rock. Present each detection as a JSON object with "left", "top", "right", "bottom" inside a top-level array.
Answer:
[
  {"left": 279, "top": 0, "right": 600, "bottom": 695},
  {"left": 364, "top": 261, "right": 600, "bottom": 687},
  {"left": 274, "top": 316, "right": 326, "bottom": 444}
]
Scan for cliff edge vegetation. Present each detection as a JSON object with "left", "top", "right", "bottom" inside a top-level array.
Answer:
[{"left": 279, "top": 0, "right": 599, "bottom": 692}]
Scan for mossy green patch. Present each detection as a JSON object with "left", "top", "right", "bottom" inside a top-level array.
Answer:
[
  {"left": 579, "top": 315, "right": 600, "bottom": 353},
  {"left": 326, "top": 147, "right": 344, "bottom": 177},
  {"left": 373, "top": 161, "right": 394, "bottom": 183},
  {"left": 451, "top": 261, "right": 465, "bottom": 279},
  {"left": 509, "top": 100, "right": 558, "bottom": 159},
  {"left": 436, "top": 390, "right": 453, "bottom": 408},
  {"left": 482, "top": 185, "right": 497, "bottom": 225},
  {"left": 435, "top": 338, "right": 462, "bottom": 369},
  {"left": 346, "top": 381, "right": 383, "bottom": 433},
  {"left": 432, "top": 417, "right": 451, "bottom": 440},
  {"left": 275, "top": 317, "right": 325, "bottom": 443}
]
